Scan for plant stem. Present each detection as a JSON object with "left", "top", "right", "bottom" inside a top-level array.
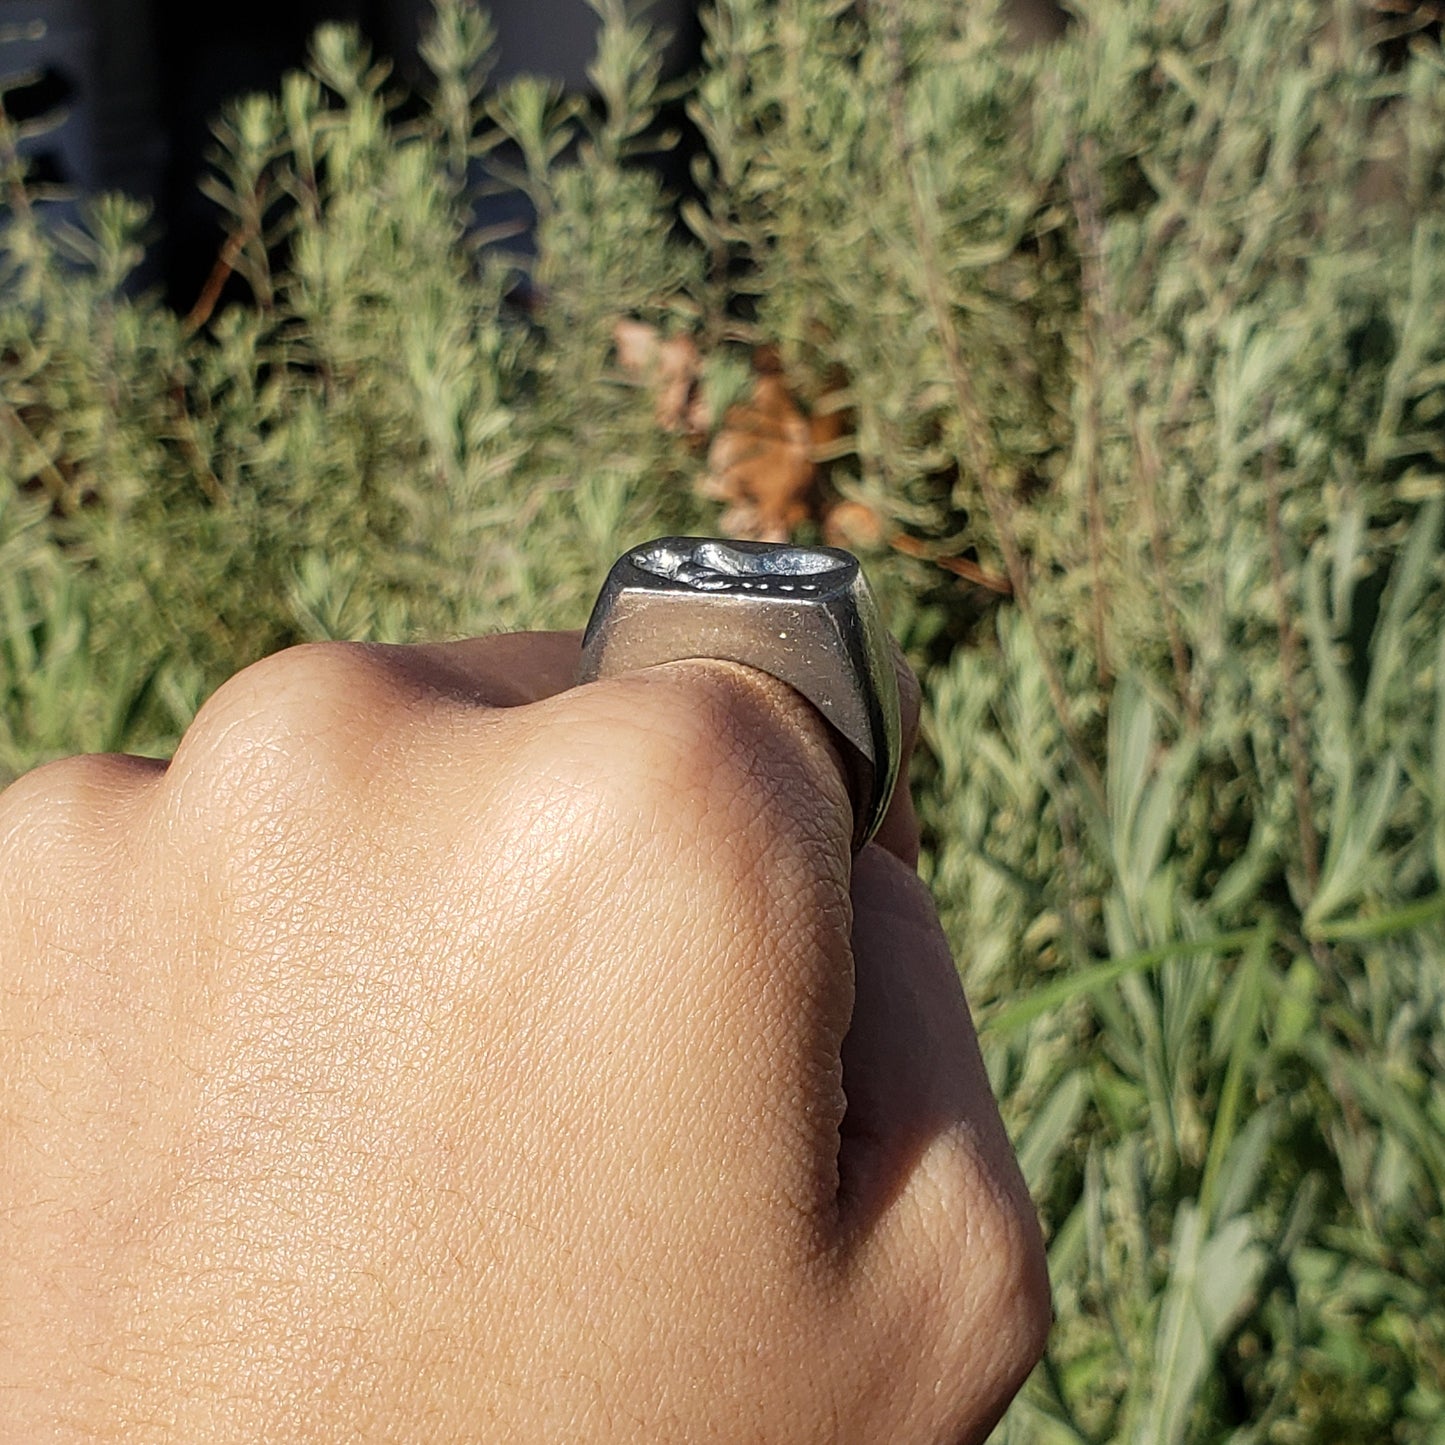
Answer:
[
  {"left": 1265, "top": 440, "right": 1321, "bottom": 899},
  {"left": 184, "top": 230, "right": 248, "bottom": 335},
  {"left": 1071, "top": 138, "right": 1196, "bottom": 727},
  {"left": 1, "top": 399, "right": 71, "bottom": 513},
  {"left": 879, "top": 1, "right": 1105, "bottom": 811}
]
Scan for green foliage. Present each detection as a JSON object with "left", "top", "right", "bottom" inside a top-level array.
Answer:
[
  {"left": 3, "top": 0, "right": 1445, "bottom": 1438},
  {"left": 0, "top": 0, "right": 708, "bottom": 752}
]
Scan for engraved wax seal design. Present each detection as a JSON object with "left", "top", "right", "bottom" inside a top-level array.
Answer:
[{"left": 629, "top": 540, "right": 848, "bottom": 595}]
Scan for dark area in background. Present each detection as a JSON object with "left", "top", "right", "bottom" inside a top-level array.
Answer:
[
  {"left": 153, "top": 1, "right": 387, "bottom": 309},
  {"left": 152, "top": 1, "right": 709, "bottom": 313},
  {"left": 1, "top": 0, "right": 709, "bottom": 308},
  {"left": 0, "top": 0, "right": 1081, "bottom": 312}
]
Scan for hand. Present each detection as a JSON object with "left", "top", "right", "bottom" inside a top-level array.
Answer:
[{"left": 0, "top": 632, "right": 1048, "bottom": 1442}]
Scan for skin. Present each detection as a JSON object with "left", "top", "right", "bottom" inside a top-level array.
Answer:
[{"left": 0, "top": 630, "right": 1050, "bottom": 1443}]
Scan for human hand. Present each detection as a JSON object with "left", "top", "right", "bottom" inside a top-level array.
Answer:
[{"left": 0, "top": 631, "right": 1048, "bottom": 1442}]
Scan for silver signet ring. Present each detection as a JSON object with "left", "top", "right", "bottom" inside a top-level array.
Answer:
[{"left": 578, "top": 537, "right": 902, "bottom": 851}]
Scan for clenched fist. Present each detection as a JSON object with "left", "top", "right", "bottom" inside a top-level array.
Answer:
[{"left": 0, "top": 632, "right": 1048, "bottom": 1442}]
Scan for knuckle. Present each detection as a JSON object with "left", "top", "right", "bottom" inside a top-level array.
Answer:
[
  {"left": 844, "top": 1148, "right": 1049, "bottom": 1439},
  {"left": 964, "top": 1177, "right": 1051, "bottom": 1350},
  {"left": 185, "top": 641, "right": 387, "bottom": 741},
  {"left": 916, "top": 1140, "right": 1052, "bottom": 1400},
  {"left": 0, "top": 754, "right": 155, "bottom": 891},
  {"left": 165, "top": 643, "right": 411, "bottom": 816},
  {"left": 568, "top": 662, "right": 851, "bottom": 860},
  {"left": 826, "top": 1148, "right": 1049, "bottom": 1439}
]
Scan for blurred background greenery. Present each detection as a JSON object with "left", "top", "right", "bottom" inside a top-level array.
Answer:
[{"left": 3, "top": 0, "right": 1444, "bottom": 1438}]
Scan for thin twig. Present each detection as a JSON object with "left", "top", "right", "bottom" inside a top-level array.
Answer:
[
  {"left": 0, "top": 99, "right": 36, "bottom": 227},
  {"left": 1, "top": 398, "right": 71, "bottom": 512},
  {"left": 184, "top": 229, "right": 248, "bottom": 335},
  {"left": 1130, "top": 404, "right": 1198, "bottom": 727},
  {"left": 887, "top": 532, "right": 1013, "bottom": 595},
  {"left": 1064, "top": 153, "right": 1112, "bottom": 690},
  {"left": 1264, "top": 440, "right": 1321, "bottom": 898},
  {"left": 879, "top": 2, "right": 1105, "bottom": 809},
  {"left": 168, "top": 379, "right": 226, "bottom": 507},
  {"left": 1071, "top": 138, "right": 1197, "bottom": 728}
]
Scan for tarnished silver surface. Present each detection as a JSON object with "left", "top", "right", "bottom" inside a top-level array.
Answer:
[{"left": 579, "top": 538, "right": 901, "bottom": 850}]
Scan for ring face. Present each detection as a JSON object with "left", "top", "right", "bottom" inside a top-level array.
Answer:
[
  {"left": 579, "top": 537, "right": 901, "bottom": 850},
  {"left": 629, "top": 539, "right": 852, "bottom": 592}
]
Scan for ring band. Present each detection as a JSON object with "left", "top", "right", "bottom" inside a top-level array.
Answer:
[{"left": 578, "top": 537, "right": 902, "bottom": 850}]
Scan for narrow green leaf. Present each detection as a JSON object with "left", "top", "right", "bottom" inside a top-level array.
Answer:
[{"left": 986, "top": 929, "right": 1260, "bottom": 1039}]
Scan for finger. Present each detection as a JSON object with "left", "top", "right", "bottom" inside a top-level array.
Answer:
[
  {"left": 837, "top": 845, "right": 1050, "bottom": 1425},
  {"left": 160, "top": 632, "right": 585, "bottom": 792},
  {"left": 837, "top": 846, "right": 1016, "bottom": 1218},
  {"left": 526, "top": 657, "right": 858, "bottom": 1207},
  {"left": 525, "top": 646, "right": 915, "bottom": 1218}
]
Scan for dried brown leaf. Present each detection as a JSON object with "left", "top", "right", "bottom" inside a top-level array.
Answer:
[
  {"left": 705, "top": 372, "right": 817, "bottom": 541},
  {"left": 612, "top": 319, "right": 706, "bottom": 438}
]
